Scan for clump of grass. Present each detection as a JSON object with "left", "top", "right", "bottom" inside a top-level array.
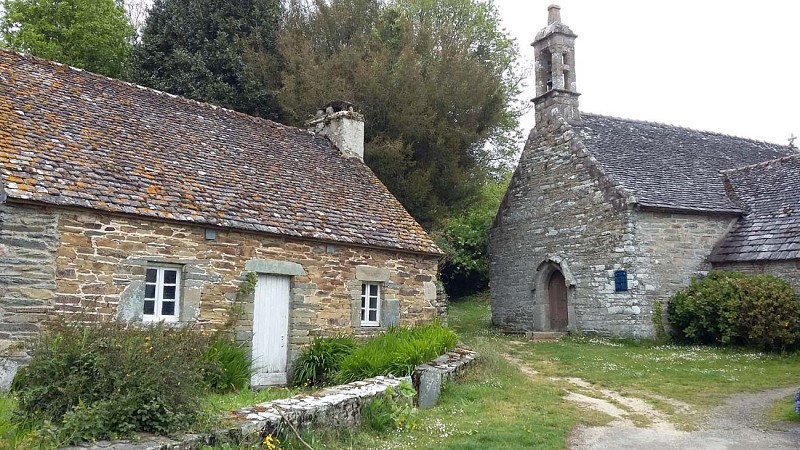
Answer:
[
  {"left": 447, "top": 291, "right": 493, "bottom": 338},
  {"left": 291, "top": 335, "right": 358, "bottom": 388},
  {"left": 336, "top": 323, "right": 458, "bottom": 383},
  {"left": 203, "top": 338, "right": 253, "bottom": 393},
  {"left": 767, "top": 393, "right": 800, "bottom": 425}
]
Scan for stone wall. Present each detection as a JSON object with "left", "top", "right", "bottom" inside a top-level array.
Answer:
[
  {"left": 634, "top": 210, "right": 737, "bottom": 305},
  {"left": 490, "top": 119, "right": 657, "bottom": 337},
  {"left": 713, "top": 259, "right": 800, "bottom": 293},
  {"left": 1, "top": 202, "right": 442, "bottom": 368},
  {"left": 0, "top": 203, "right": 58, "bottom": 348}
]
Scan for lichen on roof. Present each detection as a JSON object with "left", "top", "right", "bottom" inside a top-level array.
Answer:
[
  {"left": 577, "top": 113, "right": 794, "bottom": 213},
  {"left": 710, "top": 155, "right": 800, "bottom": 262},
  {"left": 0, "top": 50, "right": 440, "bottom": 255}
]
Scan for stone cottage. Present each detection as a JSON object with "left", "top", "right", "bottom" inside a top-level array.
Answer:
[
  {"left": 489, "top": 6, "right": 798, "bottom": 337},
  {"left": 0, "top": 50, "right": 444, "bottom": 387}
]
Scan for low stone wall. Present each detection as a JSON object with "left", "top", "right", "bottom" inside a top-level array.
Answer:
[
  {"left": 235, "top": 376, "right": 405, "bottom": 436},
  {"left": 59, "top": 347, "right": 477, "bottom": 450},
  {"left": 414, "top": 347, "right": 477, "bottom": 408},
  {"left": 235, "top": 347, "right": 477, "bottom": 433}
]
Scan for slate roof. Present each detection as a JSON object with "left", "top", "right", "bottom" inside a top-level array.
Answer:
[
  {"left": 0, "top": 50, "right": 440, "bottom": 255},
  {"left": 577, "top": 114, "right": 794, "bottom": 213},
  {"left": 709, "top": 155, "right": 800, "bottom": 262}
]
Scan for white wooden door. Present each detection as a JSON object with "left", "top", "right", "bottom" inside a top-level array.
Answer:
[{"left": 251, "top": 274, "right": 290, "bottom": 386}]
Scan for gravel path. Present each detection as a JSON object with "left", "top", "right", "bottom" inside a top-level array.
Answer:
[
  {"left": 568, "top": 387, "right": 800, "bottom": 450},
  {"left": 501, "top": 352, "right": 800, "bottom": 449}
]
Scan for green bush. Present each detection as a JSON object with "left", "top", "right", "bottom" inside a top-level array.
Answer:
[
  {"left": 361, "top": 380, "right": 418, "bottom": 433},
  {"left": 203, "top": 337, "right": 253, "bottom": 393},
  {"left": 336, "top": 323, "right": 458, "bottom": 384},
  {"left": 291, "top": 335, "right": 358, "bottom": 388},
  {"left": 434, "top": 175, "right": 509, "bottom": 299},
  {"left": 11, "top": 321, "right": 213, "bottom": 443},
  {"left": 668, "top": 271, "right": 800, "bottom": 350}
]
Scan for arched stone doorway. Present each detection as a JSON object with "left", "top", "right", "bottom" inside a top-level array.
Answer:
[
  {"left": 533, "top": 258, "right": 576, "bottom": 332},
  {"left": 548, "top": 270, "right": 568, "bottom": 331}
]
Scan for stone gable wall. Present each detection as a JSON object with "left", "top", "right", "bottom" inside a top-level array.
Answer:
[
  {"left": 0, "top": 203, "right": 59, "bottom": 347},
  {"left": 712, "top": 260, "right": 800, "bottom": 294},
  {"left": 1, "top": 202, "right": 442, "bottom": 366},
  {"left": 490, "top": 122, "right": 656, "bottom": 337},
  {"left": 489, "top": 122, "right": 739, "bottom": 338}
]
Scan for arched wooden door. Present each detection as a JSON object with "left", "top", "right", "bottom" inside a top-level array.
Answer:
[{"left": 548, "top": 271, "right": 568, "bottom": 331}]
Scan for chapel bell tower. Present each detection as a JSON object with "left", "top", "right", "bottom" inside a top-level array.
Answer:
[{"left": 532, "top": 5, "right": 581, "bottom": 127}]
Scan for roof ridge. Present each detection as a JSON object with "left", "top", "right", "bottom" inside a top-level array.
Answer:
[
  {"left": 581, "top": 112, "right": 789, "bottom": 148},
  {"left": 721, "top": 153, "right": 800, "bottom": 174},
  {"left": 0, "top": 48, "right": 309, "bottom": 136}
]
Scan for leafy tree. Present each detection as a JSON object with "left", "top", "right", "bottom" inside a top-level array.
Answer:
[
  {"left": 279, "top": 0, "right": 524, "bottom": 227},
  {"left": 133, "top": 0, "right": 284, "bottom": 121},
  {"left": 434, "top": 174, "right": 509, "bottom": 298},
  {"left": 0, "top": 0, "right": 134, "bottom": 78}
]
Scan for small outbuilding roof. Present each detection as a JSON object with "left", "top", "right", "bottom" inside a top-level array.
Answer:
[
  {"left": 0, "top": 50, "right": 440, "bottom": 255},
  {"left": 710, "top": 155, "right": 800, "bottom": 262},
  {"left": 578, "top": 114, "right": 794, "bottom": 214}
]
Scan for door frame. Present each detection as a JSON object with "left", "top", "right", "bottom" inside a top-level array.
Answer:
[
  {"left": 242, "top": 259, "right": 307, "bottom": 387},
  {"left": 547, "top": 270, "right": 569, "bottom": 331},
  {"left": 532, "top": 258, "right": 576, "bottom": 332},
  {"left": 251, "top": 274, "right": 291, "bottom": 387}
]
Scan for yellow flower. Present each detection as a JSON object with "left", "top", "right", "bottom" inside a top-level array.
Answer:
[{"left": 263, "top": 434, "right": 280, "bottom": 450}]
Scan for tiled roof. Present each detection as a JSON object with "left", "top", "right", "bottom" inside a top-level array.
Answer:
[
  {"left": 0, "top": 50, "right": 440, "bottom": 255},
  {"left": 577, "top": 114, "right": 794, "bottom": 213},
  {"left": 710, "top": 155, "right": 800, "bottom": 262}
]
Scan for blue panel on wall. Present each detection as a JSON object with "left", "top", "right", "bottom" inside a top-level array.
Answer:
[{"left": 614, "top": 270, "right": 628, "bottom": 292}]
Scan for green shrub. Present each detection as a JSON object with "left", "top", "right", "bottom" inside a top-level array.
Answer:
[
  {"left": 11, "top": 321, "right": 213, "bottom": 443},
  {"left": 361, "top": 381, "right": 418, "bottom": 433},
  {"left": 291, "top": 335, "right": 358, "bottom": 388},
  {"left": 434, "top": 175, "right": 509, "bottom": 299},
  {"left": 651, "top": 299, "right": 668, "bottom": 343},
  {"left": 668, "top": 271, "right": 800, "bottom": 350},
  {"left": 203, "top": 338, "right": 253, "bottom": 393},
  {"left": 336, "top": 323, "right": 458, "bottom": 384}
]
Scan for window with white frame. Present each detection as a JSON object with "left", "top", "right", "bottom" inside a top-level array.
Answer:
[
  {"left": 143, "top": 266, "right": 181, "bottom": 322},
  {"left": 360, "top": 282, "right": 381, "bottom": 327}
]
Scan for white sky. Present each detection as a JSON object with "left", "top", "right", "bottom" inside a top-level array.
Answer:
[{"left": 495, "top": 0, "right": 799, "bottom": 145}]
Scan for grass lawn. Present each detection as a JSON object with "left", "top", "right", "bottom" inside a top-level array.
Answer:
[
  {"left": 203, "top": 387, "right": 299, "bottom": 415},
  {"left": 503, "top": 330, "right": 800, "bottom": 410},
  {"left": 290, "top": 293, "right": 799, "bottom": 449},
  {"left": 769, "top": 394, "right": 800, "bottom": 425},
  {"left": 5, "top": 294, "right": 799, "bottom": 449}
]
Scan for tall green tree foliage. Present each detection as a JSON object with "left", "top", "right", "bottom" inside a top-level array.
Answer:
[
  {"left": 0, "top": 0, "right": 134, "bottom": 78},
  {"left": 133, "top": 0, "right": 284, "bottom": 121},
  {"left": 279, "top": 0, "right": 523, "bottom": 227},
  {"left": 434, "top": 174, "right": 508, "bottom": 297}
]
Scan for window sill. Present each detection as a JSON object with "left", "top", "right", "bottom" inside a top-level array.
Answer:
[{"left": 355, "top": 325, "right": 386, "bottom": 332}]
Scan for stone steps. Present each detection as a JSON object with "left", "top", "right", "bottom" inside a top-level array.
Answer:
[
  {"left": 524, "top": 331, "right": 568, "bottom": 341},
  {"left": 500, "top": 330, "right": 568, "bottom": 341}
]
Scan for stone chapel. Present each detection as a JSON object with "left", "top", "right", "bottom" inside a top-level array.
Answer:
[{"left": 489, "top": 5, "right": 800, "bottom": 337}]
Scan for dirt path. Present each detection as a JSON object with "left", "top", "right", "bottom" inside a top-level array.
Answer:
[{"left": 502, "top": 354, "right": 800, "bottom": 449}]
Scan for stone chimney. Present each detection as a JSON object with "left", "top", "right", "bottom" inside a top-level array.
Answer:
[
  {"left": 532, "top": 5, "right": 581, "bottom": 128},
  {"left": 306, "top": 100, "right": 365, "bottom": 160}
]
